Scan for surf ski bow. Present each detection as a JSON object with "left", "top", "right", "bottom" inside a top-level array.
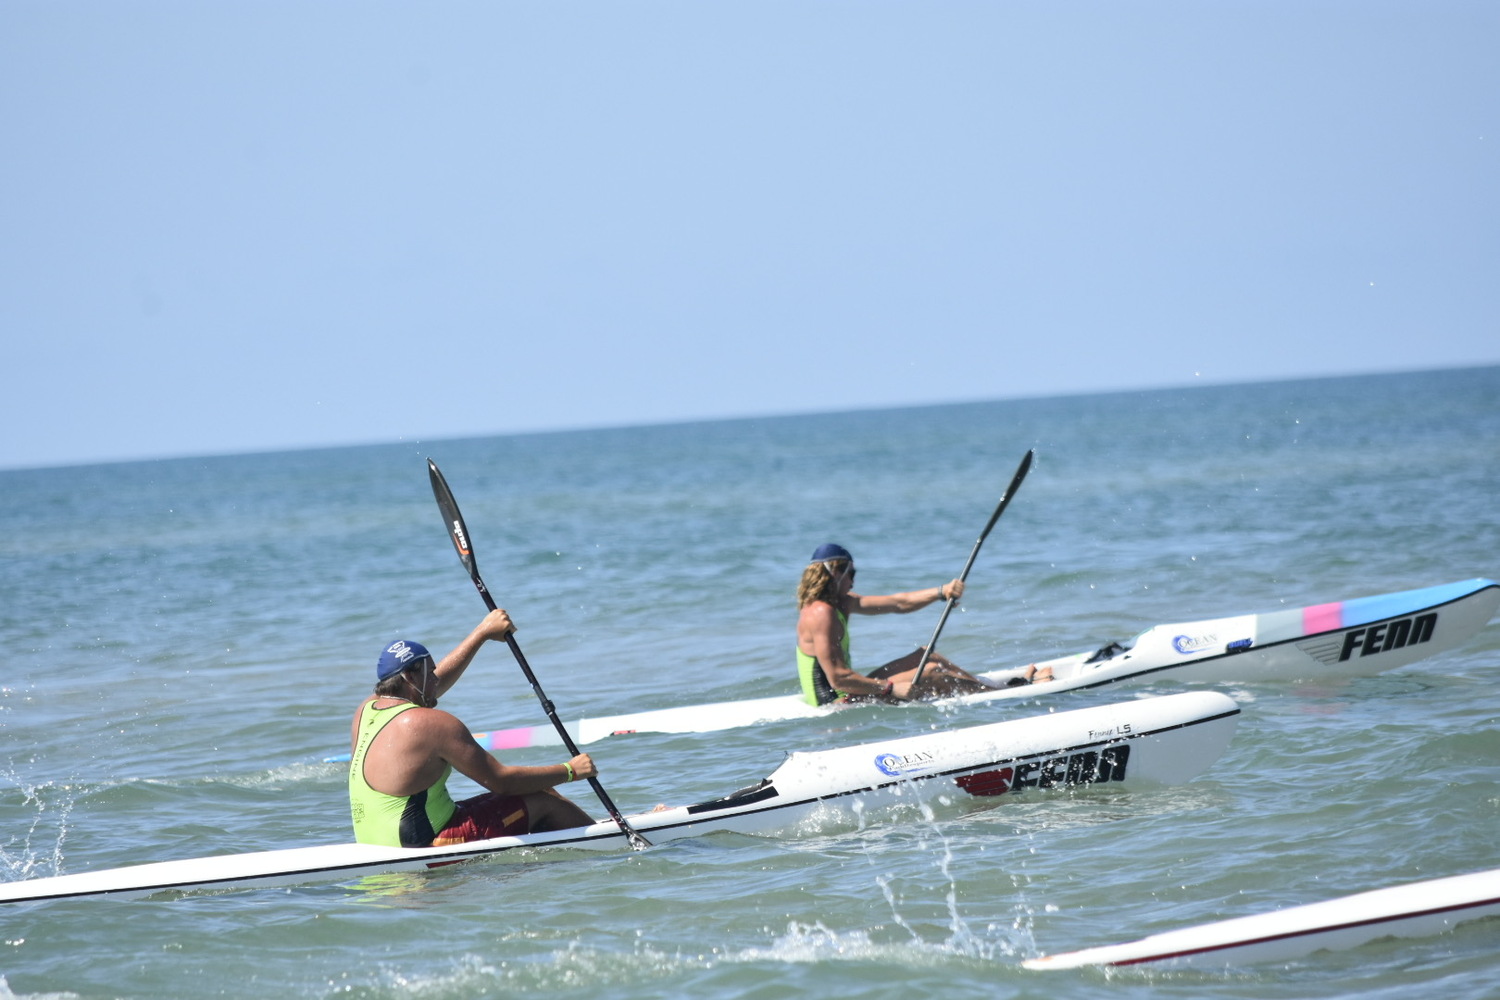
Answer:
[
  {"left": 1024, "top": 866, "right": 1500, "bottom": 969},
  {"left": 322, "top": 578, "right": 1495, "bottom": 760},
  {"left": 1, "top": 692, "right": 1238, "bottom": 905}
]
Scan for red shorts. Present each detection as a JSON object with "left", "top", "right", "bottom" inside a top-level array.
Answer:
[{"left": 431, "top": 792, "right": 530, "bottom": 846}]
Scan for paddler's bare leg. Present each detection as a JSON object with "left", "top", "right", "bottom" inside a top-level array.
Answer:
[
  {"left": 870, "top": 648, "right": 1007, "bottom": 698},
  {"left": 524, "top": 788, "right": 596, "bottom": 833},
  {"left": 1000, "top": 663, "right": 1054, "bottom": 686}
]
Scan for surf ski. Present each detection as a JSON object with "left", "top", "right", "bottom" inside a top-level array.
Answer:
[
  {"left": 1, "top": 692, "right": 1237, "bottom": 905},
  {"left": 1024, "top": 865, "right": 1500, "bottom": 969},
  {"left": 324, "top": 578, "right": 1496, "bottom": 760}
]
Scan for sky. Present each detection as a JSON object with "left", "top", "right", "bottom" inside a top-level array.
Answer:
[{"left": 2, "top": 2, "right": 1496, "bottom": 471}]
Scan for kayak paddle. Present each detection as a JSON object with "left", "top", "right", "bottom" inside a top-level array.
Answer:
[
  {"left": 427, "top": 458, "right": 651, "bottom": 851},
  {"left": 910, "top": 448, "right": 1035, "bottom": 687}
]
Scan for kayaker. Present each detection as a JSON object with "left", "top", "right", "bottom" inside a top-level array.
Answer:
[
  {"left": 795, "top": 543, "right": 1051, "bottom": 706},
  {"left": 349, "top": 608, "right": 597, "bottom": 848}
]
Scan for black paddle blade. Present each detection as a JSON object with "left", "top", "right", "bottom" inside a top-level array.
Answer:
[
  {"left": 978, "top": 448, "right": 1034, "bottom": 542},
  {"left": 911, "top": 447, "right": 1036, "bottom": 688},
  {"left": 423, "top": 457, "right": 652, "bottom": 850},
  {"left": 427, "top": 459, "right": 494, "bottom": 609}
]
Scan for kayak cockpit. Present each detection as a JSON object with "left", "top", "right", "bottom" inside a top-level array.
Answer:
[
  {"left": 1084, "top": 639, "right": 1131, "bottom": 663},
  {"left": 685, "top": 780, "right": 780, "bottom": 814}
]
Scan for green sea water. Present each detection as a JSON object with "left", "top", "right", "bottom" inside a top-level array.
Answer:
[{"left": 1, "top": 367, "right": 1497, "bottom": 998}]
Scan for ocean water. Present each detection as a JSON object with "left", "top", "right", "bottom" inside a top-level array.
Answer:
[{"left": 1, "top": 366, "right": 1497, "bottom": 999}]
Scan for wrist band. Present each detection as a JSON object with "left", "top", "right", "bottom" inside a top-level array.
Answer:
[{"left": 563, "top": 762, "right": 574, "bottom": 782}]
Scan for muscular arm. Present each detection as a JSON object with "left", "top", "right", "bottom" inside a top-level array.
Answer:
[
  {"left": 361, "top": 703, "right": 594, "bottom": 798},
  {"left": 846, "top": 578, "right": 964, "bottom": 616},
  {"left": 431, "top": 609, "right": 515, "bottom": 699},
  {"left": 434, "top": 712, "right": 595, "bottom": 796}
]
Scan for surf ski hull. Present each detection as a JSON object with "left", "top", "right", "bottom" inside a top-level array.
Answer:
[
  {"left": 1, "top": 692, "right": 1238, "bottom": 905},
  {"left": 322, "top": 578, "right": 1494, "bottom": 759},
  {"left": 1024, "top": 866, "right": 1500, "bottom": 969}
]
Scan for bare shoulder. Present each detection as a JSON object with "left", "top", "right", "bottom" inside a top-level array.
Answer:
[
  {"left": 360, "top": 703, "right": 470, "bottom": 751},
  {"left": 799, "top": 599, "right": 840, "bottom": 628},
  {"left": 393, "top": 705, "right": 468, "bottom": 737}
]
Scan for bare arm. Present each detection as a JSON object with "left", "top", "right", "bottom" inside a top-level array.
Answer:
[
  {"left": 358, "top": 703, "right": 596, "bottom": 798},
  {"left": 433, "top": 712, "right": 596, "bottom": 795},
  {"left": 846, "top": 578, "right": 964, "bottom": 616},
  {"left": 431, "top": 609, "right": 516, "bottom": 699}
]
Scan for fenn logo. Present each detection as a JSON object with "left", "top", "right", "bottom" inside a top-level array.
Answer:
[
  {"left": 953, "top": 743, "right": 1130, "bottom": 797},
  {"left": 1339, "top": 613, "right": 1436, "bottom": 661}
]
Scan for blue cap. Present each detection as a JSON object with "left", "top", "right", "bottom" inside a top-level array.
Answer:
[
  {"left": 377, "top": 639, "right": 431, "bottom": 681},
  {"left": 810, "top": 543, "right": 853, "bottom": 564}
]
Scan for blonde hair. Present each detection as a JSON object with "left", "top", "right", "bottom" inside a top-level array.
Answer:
[{"left": 797, "top": 559, "right": 849, "bottom": 609}]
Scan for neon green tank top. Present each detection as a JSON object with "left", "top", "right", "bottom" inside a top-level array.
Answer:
[
  {"left": 348, "top": 699, "right": 457, "bottom": 847},
  {"left": 797, "top": 607, "right": 851, "bottom": 707}
]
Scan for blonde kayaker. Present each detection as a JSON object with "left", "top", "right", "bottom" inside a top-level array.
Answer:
[{"left": 795, "top": 543, "right": 1050, "bottom": 706}]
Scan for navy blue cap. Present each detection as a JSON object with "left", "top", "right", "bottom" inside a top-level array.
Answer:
[
  {"left": 376, "top": 639, "right": 431, "bottom": 681},
  {"left": 810, "top": 543, "right": 853, "bottom": 564}
]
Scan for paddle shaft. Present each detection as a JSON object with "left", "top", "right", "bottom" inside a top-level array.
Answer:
[
  {"left": 910, "top": 449, "right": 1035, "bottom": 687},
  {"left": 426, "top": 459, "right": 651, "bottom": 850}
]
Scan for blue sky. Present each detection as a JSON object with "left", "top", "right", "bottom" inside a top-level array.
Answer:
[{"left": 3, "top": 2, "right": 1496, "bottom": 471}]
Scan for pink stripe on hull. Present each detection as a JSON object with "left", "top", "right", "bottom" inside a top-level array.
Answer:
[
  {"left": 482, "top": 728, "right": 534, "bottom": 750},
  {"left": 1302, "top": 602, "right": 1344, "bottom": 635}
]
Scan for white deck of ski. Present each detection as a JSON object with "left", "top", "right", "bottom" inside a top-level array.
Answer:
[
  {"left": 337, "top": 578, "right": 1495, "bottom": 758},
  {"left": 0, "top": 692, "right": 1238, "bottom": 905},
  {"left": 1024, "top": 866, "right": 1500, "bottom": 969}
]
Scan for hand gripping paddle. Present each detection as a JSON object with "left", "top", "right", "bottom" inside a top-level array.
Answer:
[{"left": 427, "top": 458, "right": 651, "bottom": 850}]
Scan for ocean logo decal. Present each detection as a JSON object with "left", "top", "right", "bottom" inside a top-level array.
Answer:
[
  {"left": 874, "top": 750, "right": 937, "bottom": 777},
  {"left": 1338, "top": 613, "right": 1437, "bottom": 661},
  {"left": 1172, "top": 632, "right": 1218, "bottom": 655},
  {"left": 954, "top": 744, "right": 1131, "bottom": 797}
]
